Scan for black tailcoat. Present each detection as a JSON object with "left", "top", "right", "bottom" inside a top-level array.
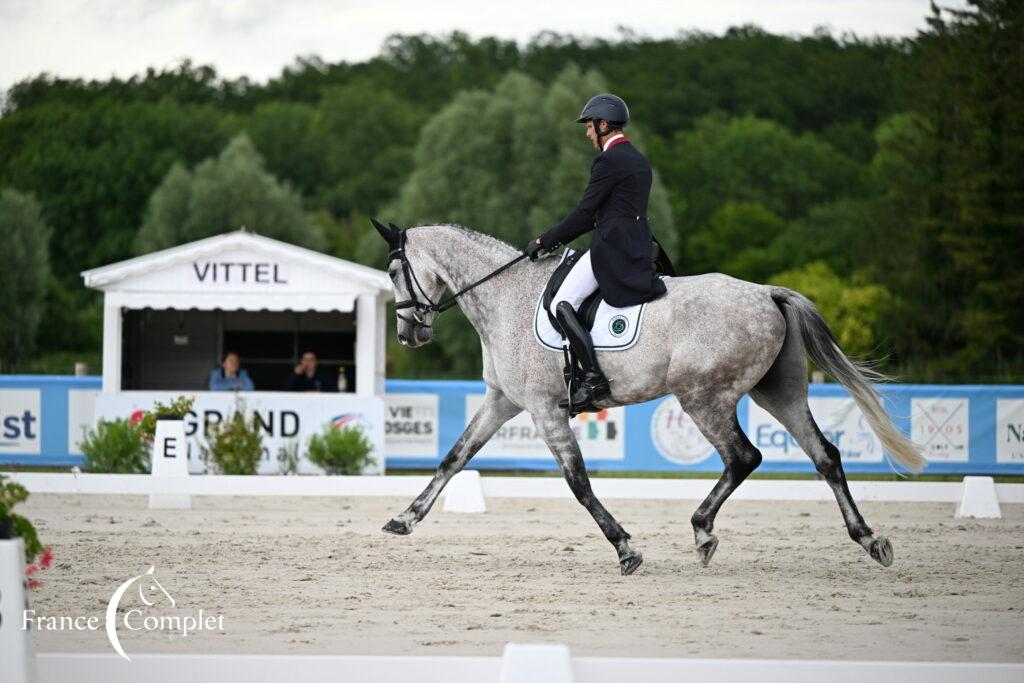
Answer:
[{"left": 538, "top": 140, "right": 667, "bottom": 307}]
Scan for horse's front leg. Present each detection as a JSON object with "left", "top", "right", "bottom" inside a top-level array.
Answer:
[
  {"left": 531, "top": 411, "right": 643, "bottom": 576},
  {"left": 382, "top": 387, "right": 521, "bottom": 535}
]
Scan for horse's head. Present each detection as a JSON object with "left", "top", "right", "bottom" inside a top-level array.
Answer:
[{"left": 372, "top": 219, "right": 445, "bottom": 348}]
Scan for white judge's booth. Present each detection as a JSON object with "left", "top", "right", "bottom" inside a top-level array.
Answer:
[{"left": 81, "top": 230, "right": 393, "bottom": 474}]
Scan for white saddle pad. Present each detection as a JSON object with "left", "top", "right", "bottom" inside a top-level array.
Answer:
[{"left": 533, "top": 249, "right": 666, "bottom": 352}]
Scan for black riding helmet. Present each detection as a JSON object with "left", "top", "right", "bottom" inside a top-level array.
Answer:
[{"left": 576, "top": 93, "right": 629, "bottom": 144}]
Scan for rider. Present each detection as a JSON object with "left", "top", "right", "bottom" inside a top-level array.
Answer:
[{"left": 524, "top": 93, "right": 667, "bottom": 411}]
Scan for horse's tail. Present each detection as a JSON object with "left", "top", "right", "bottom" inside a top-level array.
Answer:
[{"left": 769, "top": 287, "right": 926, "bottom": 473}]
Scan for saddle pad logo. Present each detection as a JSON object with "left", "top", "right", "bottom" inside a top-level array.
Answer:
[{"left": 608, "top": 316, "right": 628, "bottom": 337}]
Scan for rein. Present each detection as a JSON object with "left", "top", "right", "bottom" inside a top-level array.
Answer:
[{"left": 387, "top": 230, "right": 528, "bottom": 329}]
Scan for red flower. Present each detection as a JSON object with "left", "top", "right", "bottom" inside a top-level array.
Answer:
[
  {"left": 25, "top": 564, "right": 38, "bottom": 576},
  {"left": 26, "top": 579, "right": 41, "bottom": 590},
  {"left": 40, "top": 547, "right": 54, "bottom": 569}
]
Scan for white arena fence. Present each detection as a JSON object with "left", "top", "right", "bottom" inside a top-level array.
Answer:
[
  {"left": 30, "top": 648, "right": 1024, "bottom": 683},
  {"left": 5, "top": 471, "right": 1022, "bottom": 516}
]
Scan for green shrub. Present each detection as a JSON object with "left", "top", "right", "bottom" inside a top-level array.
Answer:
[
  {"left": 0, "top": 474, "right": 43, "bottom": 563},
  {"left": 202, "top": 402, "right": 264, "bottom": 475},
  {"left": 307, "top": 424, "right": 374, "bottom": 475},
  {"left": 80, "top": 418, "right": 149, "bottom": 473},
  {"left": 134, "top": 395, "right": 195, "bottom": 445}
]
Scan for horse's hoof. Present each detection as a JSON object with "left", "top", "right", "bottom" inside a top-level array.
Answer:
[
  {"left": 382, "top": 518, "right": 413, "bottom": 535},
  {"left": 619, "top": 550, "right": 643, "bottom": 576},
  {"left": 869, "top": 536, "right": 894, "bottom": 567},
  {"left": 697, "top": 535, "right": 719, "bottom": 567}
]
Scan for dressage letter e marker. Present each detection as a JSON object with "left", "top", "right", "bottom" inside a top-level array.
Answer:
[{"left": 150, "top": 417, "right": 191, "bottom": 510}]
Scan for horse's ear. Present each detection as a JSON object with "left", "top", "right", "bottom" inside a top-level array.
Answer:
[{"left": 371, "top": 218, "right": 400, "bottom": 249}]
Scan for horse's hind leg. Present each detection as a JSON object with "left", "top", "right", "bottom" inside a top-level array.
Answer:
[
  {"left": 531, "top": 410, "right": 643, "bottom": 576},
  {"left": 750, "top": 357, "right": 893, "bottom": 566},
  {"left": 681, "top": 396, "right": 763, "bottom": 567},
  {"left": 382, "top": 387, "right": 521, "bottom": 535}
]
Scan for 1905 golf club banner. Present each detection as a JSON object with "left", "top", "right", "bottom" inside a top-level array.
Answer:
[{"left": 1, "top": 377, "right": 1022, "bottom": 474}]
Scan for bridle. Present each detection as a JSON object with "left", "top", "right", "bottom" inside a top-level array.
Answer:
[{"left": 386, "top": 228, "right": 528, "bottom": 333}]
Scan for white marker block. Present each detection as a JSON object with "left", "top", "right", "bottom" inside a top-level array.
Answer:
[
  {"left": 149, "top": 418, "right": 191, "bottom": 510},
  {"left": 0, "top": 538, "right": 38, "bottom": 683},
  {"left": 442, "top": 470, "right": 486, "bottom": 513},
  {"left": 499, "top": 643, "right": 574, "bottom": 683},
  {"left": 955, "top": 476, "right": 1001, "bottom": 519}
]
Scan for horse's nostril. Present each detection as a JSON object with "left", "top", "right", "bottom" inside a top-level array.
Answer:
[{"left": 398, "top": 334, "right": 408, "bottom": 345}]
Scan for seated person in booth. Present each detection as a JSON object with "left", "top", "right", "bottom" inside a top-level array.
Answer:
[
  {"left": 286, "top": 351, "right": 322, "bottom": 392},
  {"left": 208, "top": 351, "right": 255, "bottom": 392}
]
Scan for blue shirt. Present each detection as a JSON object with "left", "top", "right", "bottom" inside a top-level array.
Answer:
[{"left": 208, "top": 368, "right": 255, "bottom": 392}]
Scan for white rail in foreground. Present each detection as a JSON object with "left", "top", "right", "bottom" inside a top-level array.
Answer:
[
  {"left": 8, "top": 471, "right": 1024, "bottom": 508},
  {"left": 32, "top": 648, "right": 1024, "bottom": 683}
]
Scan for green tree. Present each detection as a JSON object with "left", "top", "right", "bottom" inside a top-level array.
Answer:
[
  {"left": 905, "top": 0, "right": 1024, "bottom": 377},
  {"left": 244, "top": 101, "right": 325, "bottom": 198},
  {"left": 316, "top": 81, "right": 422, "bottom": 217},
  {"left": 770, "top": 261, "right": 893, "bottom": 359},
  {"left": 0, "top": 190, "right": 53, "bottom": 370},
  {"left": 686, "top": 201, "right": 787, "bottom": 280},
  {"left": 656, "top": 114, "right": 867, "bottom": 229},
  {"left": 135, "top": 133, "right": 325, "bottom": 252}
]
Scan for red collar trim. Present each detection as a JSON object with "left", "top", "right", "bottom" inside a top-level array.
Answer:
[{"left": 604, "top": 136, "right": 630, "bottom": 151}]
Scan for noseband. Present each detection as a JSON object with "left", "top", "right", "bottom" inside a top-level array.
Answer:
[{"left": 388, "top": 230, "right": 438, "bottom": 331}]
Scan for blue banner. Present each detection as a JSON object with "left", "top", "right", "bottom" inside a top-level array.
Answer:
[{"left": 2, "top": 376, "right": 1022, "bottom": 474}]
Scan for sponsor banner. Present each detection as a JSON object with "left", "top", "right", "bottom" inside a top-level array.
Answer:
[
  {"left": 997, "top": 399, "right": 1024, "bottom": 465},
  {"left": 911, "top": 398, "right": 969, "bottom": 462},
  {"left": 465, "top": 394, "right": 624, "bottom": 460},
  {"left": 649, "top": 397, "right": 715, "bottom": 466},
  {"left": 384, "top": 393, "right": 440, "bottom": 457},
  {"left": 0, "top": 389, "right": 41, "bottom": 454},
  {"left": 68, "top": 389, "right": 100, "bottom": 455},
  {"left": 748, "top": 397, "right": 883, "bottom": 462},
  {"left": 95, "top": 392, "right": 384, "bottom": 474}
]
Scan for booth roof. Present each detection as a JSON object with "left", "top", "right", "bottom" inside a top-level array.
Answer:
[{"left": 81, "top": 229, "right": 392, "bottom": 294}]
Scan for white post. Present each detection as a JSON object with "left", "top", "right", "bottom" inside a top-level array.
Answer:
[
  {"left": 443, "top": 470, "right": 487, "bottom": 513},
  {"left": 149, "top": 418, "right": 191, "bottom": 510},
  {"left": 499, "top": 643, "right": 574, "bottom": 683},
  {"left": 101, "top": 300, "right": 123, "bottom": 393},
  {"left": 0, "top": 538, "right": 38, "bottom": 683},
  {"left": 955, "top": 476, "right": 1001, "bottom": 519},
  {"left": 356, "top": 294, "right": 376, "bottom": 397},
  {"left": 375, "top": 295, "right": 387, "bottom": 396}
]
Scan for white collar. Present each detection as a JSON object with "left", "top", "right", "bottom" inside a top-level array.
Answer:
[{"left": 602, "top": 133, "right": 624, "bottom": 152}]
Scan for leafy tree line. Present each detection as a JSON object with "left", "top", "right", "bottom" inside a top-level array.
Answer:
[{"left": 0, "top": 1, "right": 1019, "bottom": 381}]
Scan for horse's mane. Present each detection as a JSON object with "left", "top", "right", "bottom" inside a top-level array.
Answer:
[{"left": 411, "top": 223, "right": 520, "bottom": 257}]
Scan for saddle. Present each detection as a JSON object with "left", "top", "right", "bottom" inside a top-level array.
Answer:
[
  {"left": 536, "top": 243, "right": 674, "bottom": 415},
  {"left": 539, "top": 238, "right": 676, "bottom": 335}
]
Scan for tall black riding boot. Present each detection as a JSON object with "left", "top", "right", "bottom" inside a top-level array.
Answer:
[{"left": 555, "top": 301, "right": 611, "bottom": 411}]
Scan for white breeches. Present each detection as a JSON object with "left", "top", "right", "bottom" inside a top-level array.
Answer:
[{"left": 550, "top": 250, "right": 599, "bottom": 318}]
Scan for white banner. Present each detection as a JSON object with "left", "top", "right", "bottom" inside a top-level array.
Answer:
[
  {"left": 384, "top": 393, "right": 439, "bottom": 457},
  {"left": 748, "top": 397, "right": 883, "bottom": 462},
  {"left": 94, "top": 392, "right": 384, "bottom": 474},
  {"left": 996, "top": 399, "right": 1024, "bottom": 465},
  {"left": 68, "top": 389, "right": 100, "bottom": 455},
  {"left": 0, "top": 389, "right": 40, "bottom": 454},
  {"left": 911, "top": 398, "right": 969, "bottom": 462},
  {"left": 465, "top": 394, "right": 624, "bottom": 460},
  {"left": 649, "top": 397, "right": 715, "bottom": 465}
]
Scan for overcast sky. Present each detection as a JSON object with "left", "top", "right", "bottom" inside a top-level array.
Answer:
[{"left": 0, "top": 0, "right": 966, "bottom": 91}]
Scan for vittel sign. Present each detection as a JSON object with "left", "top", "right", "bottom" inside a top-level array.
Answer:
[{"left": 191, "top": 261, "right": 288, "bottom": 285}]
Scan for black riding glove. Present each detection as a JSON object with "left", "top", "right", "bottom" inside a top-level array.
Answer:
[{"left": 524, "top": 239, "right": 545, "bottom": 261}]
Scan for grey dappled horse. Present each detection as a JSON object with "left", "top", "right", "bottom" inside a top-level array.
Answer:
[{"left": 375, "top": 223, "right": 925, "bottom": 576}]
